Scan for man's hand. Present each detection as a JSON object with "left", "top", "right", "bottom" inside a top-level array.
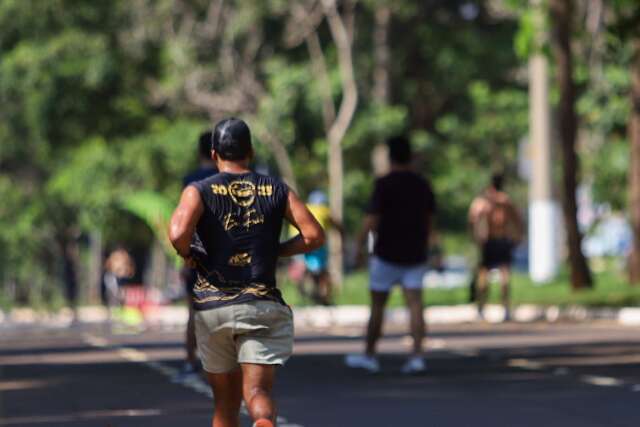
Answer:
[
  {"left": 280, "top": 190, "right": 325, "bottom": 257},
  {"left": 183, "top": 256, "right": 197, "bottom": 269}
]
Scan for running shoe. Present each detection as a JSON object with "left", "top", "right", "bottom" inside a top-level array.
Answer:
[
  {"left": 344, "top": 354, "right": 380, "bottom": 373},
  {"left": 401, "top": 356, "right": 427, "bottom": 374},
  {"left": 171, "top": 362, "right": 200, "bottom": 383},
  {"left": 253, "top": 419, "right": 274, "bottom": 427}
]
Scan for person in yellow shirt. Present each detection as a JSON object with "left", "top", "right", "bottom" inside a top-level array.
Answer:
[{"left": 290, "top": 190, "right": 339, "bottom": 305}]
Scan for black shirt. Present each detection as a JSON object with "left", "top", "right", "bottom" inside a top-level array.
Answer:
[
  {"left": 366, "top": 170, "right": 436, "bottom": 265},
  {"left": 189, "top": 171, "right": 289, "bottom": 311},
  {"left": 181, "top": 166, "right": 218, "bottom": 297}
]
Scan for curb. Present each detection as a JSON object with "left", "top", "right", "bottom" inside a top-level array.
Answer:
[{"left": 1, "top": 304, "right": 639, "bottom": 330}]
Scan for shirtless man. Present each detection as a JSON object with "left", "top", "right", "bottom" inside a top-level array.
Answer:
[{"left": 468, "top": 174, "right": 523, "bottom": 321}]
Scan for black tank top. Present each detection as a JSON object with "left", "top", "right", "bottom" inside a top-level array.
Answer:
[{"left": 189, "top": 172, "right": 289, "bottom": 311}]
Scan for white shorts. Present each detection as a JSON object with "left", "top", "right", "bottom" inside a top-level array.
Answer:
[{"left": 369, "top": 256, "right": 426, "bottom": 292}]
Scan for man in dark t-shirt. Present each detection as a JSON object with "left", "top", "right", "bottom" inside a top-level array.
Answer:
[
  {"left": 347, "top": 136, "right": 436, "bottom": 374},
  {"left": 169, "top": 118, "right": 324, "bottom": 427},
  {"left": 176, "top": 131, "right": 218, "bottom": 380}
]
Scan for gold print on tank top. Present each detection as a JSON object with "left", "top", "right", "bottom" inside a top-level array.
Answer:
[
  {"left": 223, "top": 212, "right": 240, "bottom": 231},
  {"left": 223, "top": 209, "right": 264, "bottom": 231},
  {"left": 228, "top": 252, "right": 252, "bottom": 267},
  {"left": 220, "top": 180, "right": 266, "bottom": 231},
  {"left": 257, "top": 185, "right": 273, "bottom": 196},
  {"left": 228, "top": 180, "right": 256, "bottom": 207},
  {"left": 211, "top": 184, "right": 228, "bottom": 195}
]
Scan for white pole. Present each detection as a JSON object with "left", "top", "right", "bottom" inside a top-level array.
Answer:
[{"left": 528, "top": 0, "right": 559, "bottom": 283}]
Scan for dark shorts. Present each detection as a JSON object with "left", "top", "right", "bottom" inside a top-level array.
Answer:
[{"left": 481, "top": 238, "right": 514, "bottom": 268}]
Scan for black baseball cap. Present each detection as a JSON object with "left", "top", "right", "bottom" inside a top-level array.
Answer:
[{"left": 212, "top": 118, "right": 252, "bottom": 160}]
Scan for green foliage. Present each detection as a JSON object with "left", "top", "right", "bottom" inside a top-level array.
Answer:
[
  {"left": 2, "top": 0, "right": 640, "bottom": 305},
  {"left": 121, "top": 191, "right": 181, "bottom": 265}
]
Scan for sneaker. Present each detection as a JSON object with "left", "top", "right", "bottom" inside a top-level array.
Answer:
[
  {"left": 344, "top": 354, "right": 380, "bottom": 373},
  {"left": 253, "top": 419, "right": 274, "bottom": 427},
  {"left": 401, "top": 356, "right": 427, "bottom": 374},
  {"left": 171, "top": 362, "right": 199, "bottom": 383}
]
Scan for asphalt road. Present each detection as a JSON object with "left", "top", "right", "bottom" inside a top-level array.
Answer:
[{"left": 1, "top": 319, "right": 640, "bottom": 427}]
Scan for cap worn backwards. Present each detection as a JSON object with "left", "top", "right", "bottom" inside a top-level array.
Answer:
[{"left": 212, "top": 118, "right": 252, "bottom": 161}]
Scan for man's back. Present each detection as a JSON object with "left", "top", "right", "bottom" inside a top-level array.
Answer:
[
  {"left": 368, "top": 170, "right": 436, "bottom": 265},
  {"left": 472, "top": 190, "right": 520, "bottom": 241},
  {"left": 188, "top": 171, "right": 289, "bottom": 310}
]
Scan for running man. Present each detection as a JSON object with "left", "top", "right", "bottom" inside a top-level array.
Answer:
[
  {"left": 169, "top": 118, "right": 324, "bottom": 427},
  {"left": 176, "top": 131, "right": 218, "bottom": 381},
  {"left": 468, "top": 174, "right": 524, "bottom": 321},
  {"left": 346, "top": 136, "right": 437, "bottom": 374}
]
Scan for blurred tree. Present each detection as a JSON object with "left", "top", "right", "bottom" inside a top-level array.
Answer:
[
  {"left": 608, "top": 0, "right": 640, "bottom": 283},
  {"left": 550, "top": 0, "right": 593, "bottom": 289}
]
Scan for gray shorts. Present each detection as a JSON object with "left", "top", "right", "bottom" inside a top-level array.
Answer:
[{"left": 194, "top": 300, "right": 294, "bottom": 374}]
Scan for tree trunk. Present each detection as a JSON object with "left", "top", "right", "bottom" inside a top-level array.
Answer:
[
  {"left": 252, "top": 123, "right": 299, "bottom": 192},
  {"left": 323, "top": 0, "right": 359, "bottom": 291},
  {"left": 629, "top": 38, "right": 640, "bottom": 284},
  {"left": 550, "top": 0, "right": 593, "bottom": 289}
]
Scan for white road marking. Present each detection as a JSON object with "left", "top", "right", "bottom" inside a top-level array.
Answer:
[
  {"left": 630, "top": 384, "right": 640, "bottom": 392},
  {"left": 507, "top": 358, "right": 544, "bottom": 371},
  {"left": 580, "top": 375, "right": 624, "bottom": 387},
  {"left": 83, "top": 333, "right": 304, "bottom": 426},
  {"left": 506, "top": 357, "right": 629, "bottom": 389},
  {"left": 427, "top": 339, "right": 447, "bottom": 349}
]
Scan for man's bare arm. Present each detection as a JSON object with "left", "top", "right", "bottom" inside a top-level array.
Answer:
[
  {"left": 279, "top": 190, "right": 325, "bottom": 257},
  {"left": 169, "top": 186, "right": 204, "bottom": 258},
  {"left": 354, "top": 214, "right": 379, "bottom": 265},
  {"left": 509, "top": 202, "right": 525, "bottom": 242}
]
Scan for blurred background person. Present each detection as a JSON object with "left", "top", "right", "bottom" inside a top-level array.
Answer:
[
  {"left": 290, "top": 190, "right": 342, "bottom": 305},
  {"left": 469, "top": 174, "right": 524, "bottom": 321},
  {"left": 175, "top": 130, "right": 218, "bottom": 382},
  {"left": 347, "top": 136, "right": 437, "bottom": 374},
  {"left": 103, "top": 246, "right": 136, "bottom": 308}
]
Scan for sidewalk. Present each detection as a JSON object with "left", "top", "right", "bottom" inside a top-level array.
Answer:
[{"left": 2, "top": 303, "right": 640, "bottom": 330}]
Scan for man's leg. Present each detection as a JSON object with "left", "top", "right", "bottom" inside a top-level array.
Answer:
[
  {"left": 206, "top": 369, "right": 243, "bottom": 427},
  {"left": 318, "top": 270, "right": 332, "bottom": 305},
  {"left": 241, "top": 363, "right": 276, "bottom": 424},
  {"left": 366, "top": 291, "right": 389, "bottom": 355},
  {"left": 402, "top": 288, "right": 425, "bottom": 355},
  {"left": 499, "top": 265, "right": 511, "bottom": 318},
  {"left": 476, "top": 267, "right": 489, "bottom": 316},
  {"left": 186, "top": 304, "right": 198, "bottom": 369}
]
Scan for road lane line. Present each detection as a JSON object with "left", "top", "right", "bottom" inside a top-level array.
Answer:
[
  {"left": 580, "top": 375, "right": 624, "bottom": 387},
  {"left": 507, "top": 358, "right": 545, "bottom": 370},
  {"left": 82, "top": 333, "right": 304, "bottom": 426}
]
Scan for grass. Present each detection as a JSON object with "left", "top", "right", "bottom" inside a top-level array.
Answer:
[{"left": 280, "top": 263, "right": 640, "bottom": 308}]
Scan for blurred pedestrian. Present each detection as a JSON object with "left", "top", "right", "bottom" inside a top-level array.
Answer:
[
  {"left": 103, "top": 246, "right": 136, "bottom": 307},
  {"left": 468, "top": 174, "right": 523, "bottom": 321},
  {"left": 347, "top": 136, "right": 437, "bottom": 374},
  {"left": 169, "top": 117, "right": 324, "bottom": 427},
  {"left": 175, "top": 130, "right": 218, "bottom": 382},
  {"left": 290, "top": 190, "right": 341, "bottom": 305}
]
